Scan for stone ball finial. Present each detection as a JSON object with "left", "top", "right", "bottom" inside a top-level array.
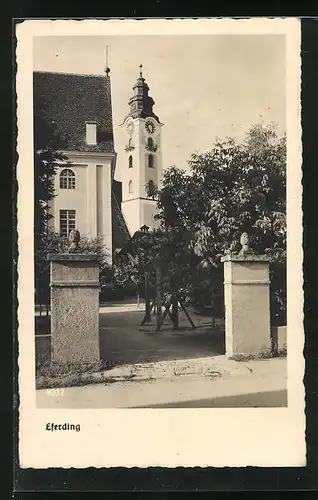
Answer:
[
  {"left": 239, "top": 232, "right": 253, "bottom": 256},
  {"left": 68, "top": 229, "right": 80, "bottom": 252}
]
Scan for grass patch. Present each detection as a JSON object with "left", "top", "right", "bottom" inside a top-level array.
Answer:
[
  {"left": 37, "top": 372, "right": 119, "bottom": 390},
  {"left": 276, "top": 347, "right": 287, "bottom": 357},
  {"left": 36, "top": 367, "right": 158, "bottom": 390},
  {"left": 36, "top": 357, "right": 117, "bottom": 389},
  {"left": 35, "top": 335, "right": 118, "bottom": 389},
  {"left": 229, "top": 348, "right": 287, "bottom": 362},
  {"left": 37, "top": 358, "right": 114, "bottom": 377}
]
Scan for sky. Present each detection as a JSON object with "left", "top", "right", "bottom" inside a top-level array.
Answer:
[{"left": 33, "top": 35, "right": 286, "bottom": 182}]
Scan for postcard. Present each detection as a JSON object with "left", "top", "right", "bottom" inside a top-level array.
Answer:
[{"left": 16, "top": 17, "right": 305, "bottom": 468}]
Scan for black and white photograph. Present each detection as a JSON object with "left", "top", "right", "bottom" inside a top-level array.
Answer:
[{"left": 16, "top": 18, "right": 304, "bottom": 468}]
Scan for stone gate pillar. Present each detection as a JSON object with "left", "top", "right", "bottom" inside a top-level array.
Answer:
[
  {"left": 221, "top": 234, "right": 271, "bottom": 357},
  {"left": 48, "top": 253, "right": 100, "bottom": 365}
]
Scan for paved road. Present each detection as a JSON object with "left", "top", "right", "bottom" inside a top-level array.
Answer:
[
  {"left": 138, "top": 390, "right": 287, "bottom": 408},
  {"left": 98, "top": 308, "right": 224, "bottom": 366},
  {"left": 35, "top": 305, "right": 225, "bottom": 373},
  {"left": 37, "top": 365, "right": 287, "bottom": 408},
  {"left": 35, "top": 305, "right": 287, "bottom": 409}
]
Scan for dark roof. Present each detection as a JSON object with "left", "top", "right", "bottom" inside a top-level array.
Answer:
[
  {"left": 112, "top": 179, "right": 122, "bottom": 205},
  {"left": 33, "top": 71, "right": 115, "bottom": 153},
  {"left": 111, "top": 181, "right": 130, "bottom": 250}
]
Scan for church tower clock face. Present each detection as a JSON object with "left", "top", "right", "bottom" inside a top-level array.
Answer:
[{"left": 145, "top": 120, "right": 155, "bottom": 134}]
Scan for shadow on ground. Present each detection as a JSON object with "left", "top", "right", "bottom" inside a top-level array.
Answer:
[
  {"left": 35, "top": 308, "right": 225, "bottom": 371},
  {"left": 99, "top": 309, "right": 225, "bottom": 366},
  {"left": 132, "top": 390, "right": 288, "bottom": 408}
]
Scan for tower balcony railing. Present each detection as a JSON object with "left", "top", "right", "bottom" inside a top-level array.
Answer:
[
  {"left": 125, "top": 145, "right": 135, "bottom": 152},
  {"left": 145, "top": 144, "right": 158, "bottom": 152}
]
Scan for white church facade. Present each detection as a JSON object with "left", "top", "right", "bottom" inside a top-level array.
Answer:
[
  {"left": 33, "top": 65, "right": 163, "bottom": 262},
  {"left": 51, "top": 149, "right": 115, "bottom": 257}
]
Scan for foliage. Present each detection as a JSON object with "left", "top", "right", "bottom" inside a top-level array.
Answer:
[
  {"left": 113, "top": 227, "right": 195, "bottom": 300},
  {"left": 35, "top": 231, "right": 112, "bottom": 304},
  {"left": 145, "top": 123, "right": 286, "bottom": 324},
  {"left": 34, "top": 101, "right": 69, "bottom": 242},
  {"left": 34, "top": 100, "right": 71, "bottom": 300}
]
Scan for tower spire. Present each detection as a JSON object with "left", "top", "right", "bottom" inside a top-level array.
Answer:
[
  {"left": 126, "top": 65, "right": 160, "bottom": 122},
  {"left": 105, "top": 46, "right": 110, "bottom": 77}
]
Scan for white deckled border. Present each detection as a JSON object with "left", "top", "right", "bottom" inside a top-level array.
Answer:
[{"left": 16, "top": 17, "right": 304, "bottom": 469}]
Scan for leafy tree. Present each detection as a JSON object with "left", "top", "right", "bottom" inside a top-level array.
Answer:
[
  {"left": 113, "top": 229, "right": 162, "bottom": 300},
  {"left": 146, "top": 123, "right": 286, "bottom": 324},
  {"left": 34, "top": 101, "right": 70, "bottom": 301},
  {"left": 34, "top": 102, "right": 68, "bottom": 244},
  {"left": 114, "top": 228, "right": 193, "bottom": 293},
  {"left": 35, "top": 231, "right": 112, "bottom": 306}
]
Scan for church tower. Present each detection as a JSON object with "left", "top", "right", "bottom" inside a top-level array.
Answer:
[{"left": 120, "top": 65, "right": 163, "bottom": 236}]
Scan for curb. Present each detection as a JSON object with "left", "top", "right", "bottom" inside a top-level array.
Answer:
[
  {"left": 36, "top": 356, "right": 287, "bottom": 390},
  {"left": 36, "top": 358, "right": 253, "bottom": 389}
]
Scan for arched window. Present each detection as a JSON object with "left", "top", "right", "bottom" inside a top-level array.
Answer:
[
  {"left": 60, "top": 168, "right": 75, "bottom": 189},
  {"left": 148, "top": 154, "right": 154, "bottom": 169},
  {"left": 128, "top": 180, "right": 133, "bottom": 194},
  {"left": 147, "top": 137, "right": 154, "bottom": 149},
  {"left": 129, "top": 155, "right": 133, "bottom": 168}
]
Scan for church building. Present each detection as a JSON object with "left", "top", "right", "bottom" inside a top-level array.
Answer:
[{"left": 33, "top": 64, "right": 163, "bottom": 262}]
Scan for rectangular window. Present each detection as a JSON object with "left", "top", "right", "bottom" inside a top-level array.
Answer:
[
  {"left": 86, "top": 122, "right": 97, "bottom": 145},
  {"left": 59, "top": 209, "right": 76, "bottom": 237}
]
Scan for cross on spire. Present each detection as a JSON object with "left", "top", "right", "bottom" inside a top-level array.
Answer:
[
  {"left": 105, "top": 46, "right": 110, "bottom": 76},
  {"left": 139, "top": 64, "right": 143, "bottom": 78}
]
